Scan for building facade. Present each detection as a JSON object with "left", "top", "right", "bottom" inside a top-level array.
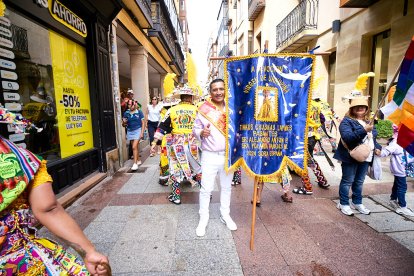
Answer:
[
  {"left": 112, "top": 0, "right": 188, "bottom": 165},
  {"left": 208, "top": 0, "right": 414, "bottom": 117},
  {"left": 2, "top": 0, "right": 122, "bottom": 193}
]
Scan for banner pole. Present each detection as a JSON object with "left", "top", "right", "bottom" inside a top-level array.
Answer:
[
  {"left": 371, "top": 59, "right": 403, "bottom": 123},
  {"left": 250, "top": 176, "right": 259, "bottom": 251},
  {"left": 210, "top": 52, "right": 331, "bottom": 61}
]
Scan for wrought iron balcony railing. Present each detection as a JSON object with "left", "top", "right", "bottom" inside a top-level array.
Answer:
[
  {"left": 149, "top": 2, "right": 183, "bottom": 74},
  {"left": 248, "top": 0, "right": 266, "bottom": 21},
  {"left": 137, "top": 0, "right": 152, "bottom": 26},
  {"left": 276, "top": 0, "right": 319, "bottom": 50}
]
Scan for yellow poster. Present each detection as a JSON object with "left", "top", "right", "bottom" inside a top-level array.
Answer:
[{"left": 49, "top": 31, "right": 93, "bottom": 158}]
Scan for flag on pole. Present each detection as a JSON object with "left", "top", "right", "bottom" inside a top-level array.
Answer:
[{"left": 381, "top": 36, "right": 414, "bottom": 154}]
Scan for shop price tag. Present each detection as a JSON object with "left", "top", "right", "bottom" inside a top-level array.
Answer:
[
  {"left": 0, "top": 17, "right": 11, "bottom": 27},
  {"left": 1, "top": 70, "right": 18, "bottom": 80},
  {"left": 3, "top": 92, "right": 20, "bottom": 101},
  {"left": 0, "top": 59, "right": 16, "bottom": 70},
  {"left": 0, "top": 26, "right": 11, "bottom": 37},
  {"left": 0, "top": 37, "right": 13, "bottom": 48},
  {"left": 5, "top": 102, "right": 22, "bottom": 111},
  {"left": 0, "top": 48, "right": 14, "bottom": 59},
  {"left": 2, "top": 81, "right": 19, "bottom": 90}
]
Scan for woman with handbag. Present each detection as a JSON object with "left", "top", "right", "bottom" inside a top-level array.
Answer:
[{"left": 333, "top": 73, "right": 381, "bottom": 216}]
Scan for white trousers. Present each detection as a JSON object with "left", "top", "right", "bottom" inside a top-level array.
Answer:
[{"left": 199, "top": 151, "right": 233, "bottom": 218}]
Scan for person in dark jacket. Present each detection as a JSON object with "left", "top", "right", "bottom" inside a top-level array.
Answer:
[{"left": 334, "top": 96, "right": 381, "bottom": 216}]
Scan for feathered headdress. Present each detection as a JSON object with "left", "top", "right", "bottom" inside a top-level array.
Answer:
[
  {"left": 342, "top": 72, "right": 374, "bottom": 102},
  {"left": 163, "top": 73, "right": 176, "bottom": 98},
  {"left": 354, "top": 72, "right": 375, "bottom": 93},
  {"left": 311, "top": 77, "right": 323, "bottom": 99}
]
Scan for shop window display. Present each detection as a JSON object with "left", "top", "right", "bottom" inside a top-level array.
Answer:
[{"left": 1, "top": 9, "right": 93, "bottom": 162}]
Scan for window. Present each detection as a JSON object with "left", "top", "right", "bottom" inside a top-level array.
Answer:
[
  {"left": 238, "top": 33, "right": 244, "bottom": 56},
  {"left": 370, "top": 30, "right": 390, "bottom": 110},
  {"left": 328, "top": 51, "right": 336, "bottom": 107},
  {"left": 248, "top": 30, "right": 253, "bottom": 54}
]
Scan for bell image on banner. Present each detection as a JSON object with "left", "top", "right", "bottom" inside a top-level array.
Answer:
[{"left": 225, "top": 54, "right": 315, "bottom": 178}]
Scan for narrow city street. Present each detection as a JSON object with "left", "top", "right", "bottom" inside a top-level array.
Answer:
[{"left": 46, "top": 147, "right": 414, "bottom": 275}]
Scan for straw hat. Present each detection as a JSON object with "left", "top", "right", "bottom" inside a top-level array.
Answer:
[
  {"left": 349, "top": 97, "right": 369, "bottom": 108},
  {"left": 171, "top": 84, "right": 197, "bottom": 99},
  {"left": 162, "top": 96, "right": 180, "bottom": 107},
  {"left": 341, "top": 72, "right": 374, "bottom": 108}
]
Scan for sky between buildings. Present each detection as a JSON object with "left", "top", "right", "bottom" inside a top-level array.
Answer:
[{"left": 187, "top": 0, "right": 221, "bottom": 88}]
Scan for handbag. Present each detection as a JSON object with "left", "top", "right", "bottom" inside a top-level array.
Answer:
[
  {"left": 341, "top": 138, "right": 371, "bottom": 162},
  {"left": 368, "top": 155, "right": 382, "bottom": 180},
  {"left": 404, "top": 150, "right": 414, "bottom": 177}
]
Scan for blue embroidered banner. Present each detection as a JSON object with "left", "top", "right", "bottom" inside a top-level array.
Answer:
[{"left": 225, "top": 54, "right": 315, "bottom": 178}]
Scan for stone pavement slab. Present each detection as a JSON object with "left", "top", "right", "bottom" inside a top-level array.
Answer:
[
  {"left": 355, "top": 211, "right": 414, "bottom": 232},
  {"left": 387, "top": 231, "right": 414, "bottom": 253},
  {"left": 173, "top": 239, "right": 241, "bottom": 273},
  {"left": 109, "top": 240, "right": 175, "bottom": 273},
  {"left": 83, "top": 221, "right": 126, "bottom": 243}
]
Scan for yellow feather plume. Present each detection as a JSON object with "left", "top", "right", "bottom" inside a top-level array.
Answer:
[
  {"left": 186, "top": 52, "right": 197, "bottom": 89},
  {"left": 354, "top": 72, "right": 375, "bottom": 92},
  {"left": 163, "top": 73, "right": 176, "bottom": 98},
  {"left": 0, "top": 0, "right": 6, "bottom": 17},
  {"left": 311, "top": 77, "right": 323, "bottom": 92}
]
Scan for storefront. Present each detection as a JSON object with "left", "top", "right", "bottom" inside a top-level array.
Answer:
[{"left": 1, "top": 0, "right": 121, "bottom": 193}]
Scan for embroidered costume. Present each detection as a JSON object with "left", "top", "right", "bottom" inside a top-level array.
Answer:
[
  {"left": 0, "top": 137, "right": 89, "bottom": 275},
  {"left": 154, "top": 87, "right": 201, "bottom": 204}
]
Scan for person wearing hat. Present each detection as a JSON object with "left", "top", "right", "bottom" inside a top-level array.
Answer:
[
  {"left": 293, "top": 77, "right": 329, "bottom": 195},
  {"left": 151, "top": 85, "right": 201, "bottom": 205},
  {"left": 0, "top": 107, "right": 111, "bottom": 275},
  {"left": 334, "top": 72, "right": 381, "bottom": 216},
  {"left": 157, "top": 96, "right": 180, "bottom": 186}
]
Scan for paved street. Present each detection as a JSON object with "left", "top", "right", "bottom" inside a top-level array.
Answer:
[{"left": 47, "top": 148, "right": 414, "bottom": 275}]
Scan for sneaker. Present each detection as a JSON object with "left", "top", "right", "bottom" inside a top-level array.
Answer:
[
  {"left": 196, "top": 216, "right": 209, "bottom": 237},
  {"left": 136, "top": 160, "right": 142, "bottom": 166},
  {"left": 337, "top": 203, "right": 354, "bottom": 216},
  {"left": 389, "top": 199, "right": 399, "bottom": 210},
  {"left": 396, "top": 206, "right": 414, "bottom": 217},
  {"left": 350, "top": 202, "right": 371, "bottom": 215},
  {"left": 220, "top": 215, "right": 237, "bottom": 231},
  {"left": 131, "top": 163, "right": 139, "bottom": 171},
  {"left": 168, "top": 195, "right": 181, "bottom": 205}
]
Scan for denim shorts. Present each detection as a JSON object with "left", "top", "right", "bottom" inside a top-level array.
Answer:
[{"left": 127, "top": 128, "right": 142, "bottom": 141}]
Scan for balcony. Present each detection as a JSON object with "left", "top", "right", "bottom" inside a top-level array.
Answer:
[
  {"left": 275, "top": 0, "right": 319, "bottom": 52},
  {"left": 149, "top": 1, "right": 185, "bottom": 74},
  {"left": 339, "top": 0, "right": 380, "bottom": 8},
  {"left": 123, "top": 0, "right": 153, "bottom": 29},
  {"left": 219, "top": 44, "right": 230, "bottom": 57},
  {"left": 248, "top": 0, "right": 266, "bottom": 21}
]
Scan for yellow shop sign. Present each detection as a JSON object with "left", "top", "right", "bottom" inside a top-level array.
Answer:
[
  {"left": 34, "top": 0, "right": 87, "bottom": 37},
  {"left": 49, "top": 0, "right": 87, "bottom": 37}
]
